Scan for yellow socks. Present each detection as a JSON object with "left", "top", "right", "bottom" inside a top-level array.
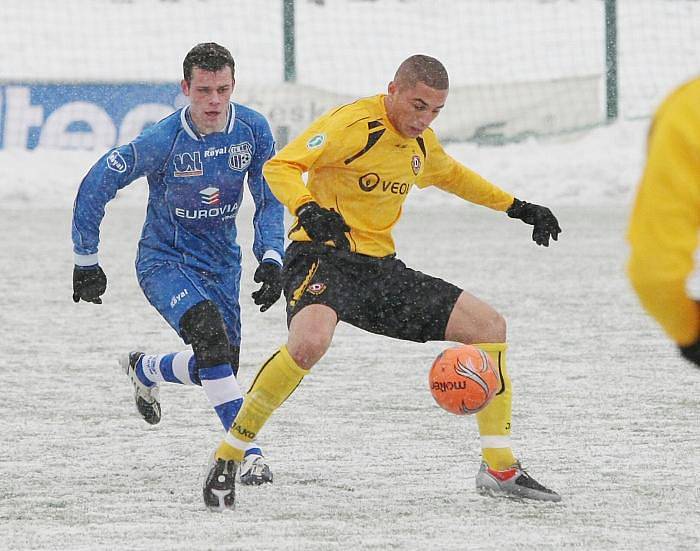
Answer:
[
  {"left": 216, "top": 345, "right": 307, "bottom": 461},
  {"left": 215, "top": 342, "right": 515, "bottom": 470},
  {"left": 474, "top": 342, "right": 516, "bottom": 471}
]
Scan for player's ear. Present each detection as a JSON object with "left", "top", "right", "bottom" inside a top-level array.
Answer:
[
  {"left": 181, "top": 79, "right": 190, "bottom": 96},
  {"left": 387, "top": 81, "right": 397, "bottom": 96}
]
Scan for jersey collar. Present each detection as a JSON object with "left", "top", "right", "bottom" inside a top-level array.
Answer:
[{"left": 180, "top": 102, "right": 236, "bottom": 140}]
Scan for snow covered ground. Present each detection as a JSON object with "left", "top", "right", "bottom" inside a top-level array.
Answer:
[
  {"left": 2, "top": 0, "right": 700, "bottom": 548},
  {"left": 1, "top": 116, "right": 699, "bottom": 550}
]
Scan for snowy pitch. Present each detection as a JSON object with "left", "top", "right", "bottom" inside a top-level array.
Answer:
[{"left": 1, "top": 122, "right": 699, "bottom": 550}]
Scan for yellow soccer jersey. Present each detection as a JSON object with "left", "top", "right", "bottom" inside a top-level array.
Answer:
[
  {"left": 627, "top": 78, "right": 700, "bottom": 345},
  {"left": 263, "top": 94, "right": 514, "bottom": 257}
]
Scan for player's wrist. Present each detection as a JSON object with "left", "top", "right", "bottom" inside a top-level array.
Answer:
[
  {"left": 296, "top": 201, "right": 320, "bottom": 218},
  {"left": 293, "top": 195, "right": 316, "bottom": 216},
  {"left": 262, "top": 250, "right": 283, "bottom": 267},
  {"left": 74, "top": 252, "right": 99, "bottom": 267},
  {"left": 506, "top": 198, "right": 525, "bottom": 218}
]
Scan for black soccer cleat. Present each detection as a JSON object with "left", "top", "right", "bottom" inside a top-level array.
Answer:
[
  {"left": 203, "top": 458, "right": 237, "bottom": 512},
  {"left": 119, "top": 351, "right": 161, "bottom": 425}
]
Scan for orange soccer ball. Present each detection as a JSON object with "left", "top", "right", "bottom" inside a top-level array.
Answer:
[{"left": 429, "top": 345, "right": 499, "bottom": 415}]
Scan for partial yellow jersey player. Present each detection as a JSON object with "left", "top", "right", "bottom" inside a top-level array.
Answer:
[
  {"left": 202, "top": 54, "right": 563, "bottom": 511},
  {"left": 628, "top": 77, "right": 700, "bottom": 367}
]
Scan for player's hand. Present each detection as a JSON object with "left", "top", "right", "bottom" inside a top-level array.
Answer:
[
  {"left": 252, "top": 261, "right": 283, "bottom": 312},
  {"left": 679, "top": 339, "right": 700, "bottom": 369},
  {"left": 296, "top": 201, "right": 350, "bottom": 250},
  {"left": 72, "top": 265, "right": 107, "bottom": 304},
  {"left": 506, "top": 198, "right": 562, "bottom": 246}
]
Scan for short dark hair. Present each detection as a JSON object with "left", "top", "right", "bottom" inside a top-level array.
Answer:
[
  {"left": 394, "top": 54, "right": 449, "bottom": 90},
  {"left": 183, "top": 42, "right": 235, "bottom": 82}
]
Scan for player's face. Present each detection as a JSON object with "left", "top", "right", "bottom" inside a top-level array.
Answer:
[
  {"left": 181, "top": 66, "right": 235, "bottom": 135},
  {"left": 385, "top": 80, "right": 448, "bottom": 138}
]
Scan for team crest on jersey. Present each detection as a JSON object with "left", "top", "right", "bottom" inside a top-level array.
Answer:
[
  {"left": 306, "top": 133, "right": 325, "bottom": 149},
  {"left": 411, "top": 154, "right": 421, "bottom": 175},
  {"left": 228, "top": 142, "right": 253, "bottom": 172},
  {"left": 307, "top": 282, "right": 327, "bottom": 295},
  {"left": 173, "top": 151, "right": 203, "bottom": 177},
  {"left": 106, "top": 150, "right": 126, "bottom": 173}
]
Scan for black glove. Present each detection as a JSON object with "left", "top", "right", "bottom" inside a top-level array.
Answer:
[
  {"left": 507, "top": 198, "right": 562, "bottom": 247},
  {"left": 296, "top": 201, "right": 350, "bottom": 250},
  {"left": 251, "top": 261, "right": 283, "bottom": 312},
  {"left": 679, "top": 339, "right": 700, "bottom": 369},
  {"left": 72, "top": 265, "right": 107, "bottom": 304}
]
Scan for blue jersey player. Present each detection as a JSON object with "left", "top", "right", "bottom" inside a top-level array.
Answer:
[{"left": 71, "top": 43, "right": 284, "bottom": 488}]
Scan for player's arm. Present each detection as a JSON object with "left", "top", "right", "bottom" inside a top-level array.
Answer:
[
  {"left": 247, "top": 117, "right": 285, "bottom": 312},
  {"left": 418, "top": 133, "right": 561, "bottom": 246},
  {"left": 247, "top": 117, "right": 285, "bottom": 266},
  {"left": 71, "top": 132, "right": 166, "bottom": 304},
  {"left": 262, "top": 125, "right": 323, "bottom": 215},
  {"left": 627, "top": 90, "right": 700, "bottom": 352},
  {"left": 71, "top": 145, "right": 138, "bottom": 303},
  {"left": 72, "top": 145, "right": 137, "bottom": 264},
  {"left": 262, "top": 113, "right": 350, "bottom": 248}
]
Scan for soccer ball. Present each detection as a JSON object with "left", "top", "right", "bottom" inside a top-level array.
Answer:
[{"left": 429, "top": 345, "right": 499, "bottom": 415}]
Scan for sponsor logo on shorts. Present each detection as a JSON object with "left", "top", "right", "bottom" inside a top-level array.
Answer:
[
  {"left": 306, "top": 133, "right": 325, "bottom": 149},
  {"left": 170, "top": 288, "right": 189, "bottom": 308},
  {"left": 106, "top": 150, "right": 127, "bottom": 173},
  {"left": 307, "top": 282, "right": 327, "bottom": 295},
  {"left": 173, "top": 151, "right": 203, "bottom": 177}
]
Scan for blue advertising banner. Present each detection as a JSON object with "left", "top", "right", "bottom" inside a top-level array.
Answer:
[
  {"left": 0, "top": 80, "right": 601, "bottom": 149},
  {"left": 0, "top": 83, "right": 183, "bottom": 150}
]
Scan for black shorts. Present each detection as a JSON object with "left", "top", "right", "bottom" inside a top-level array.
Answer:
[{"left": 282, "top": 242, "right": 463, "bottom": 343}]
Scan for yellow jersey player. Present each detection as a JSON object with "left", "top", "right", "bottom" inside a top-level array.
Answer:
[
  {"left": 628, "top": 78, "right": 700, "bottom": 368},
  {"left": 202, "top": 54, "right": 563, "bottom": 510}
]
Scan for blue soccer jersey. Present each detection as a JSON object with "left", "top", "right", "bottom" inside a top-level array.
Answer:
[{"left": 72, "top": 102, "right": 284, "bottom": 275}]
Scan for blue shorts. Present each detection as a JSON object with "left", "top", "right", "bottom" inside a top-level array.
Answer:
[{"left": 138, "top": 262, "right": 242, "bottom": 346}]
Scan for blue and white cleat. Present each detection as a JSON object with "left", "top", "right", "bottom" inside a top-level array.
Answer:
[{"left": 239, "top": 452, "right": 273, "bottom": 486}]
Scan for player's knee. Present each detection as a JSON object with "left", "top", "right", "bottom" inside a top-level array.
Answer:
[
  {"left": 446, "top": 295, "right": 506, "bottom": 344},
  {"left": 480, "top": 310, "right": 506, "bottom": 343},
  {"left": 180, "top": 300, "right": 232, "bottom": 369},
  {"left": 287, "top": 331, "right": 332, "bottom": 369}
]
